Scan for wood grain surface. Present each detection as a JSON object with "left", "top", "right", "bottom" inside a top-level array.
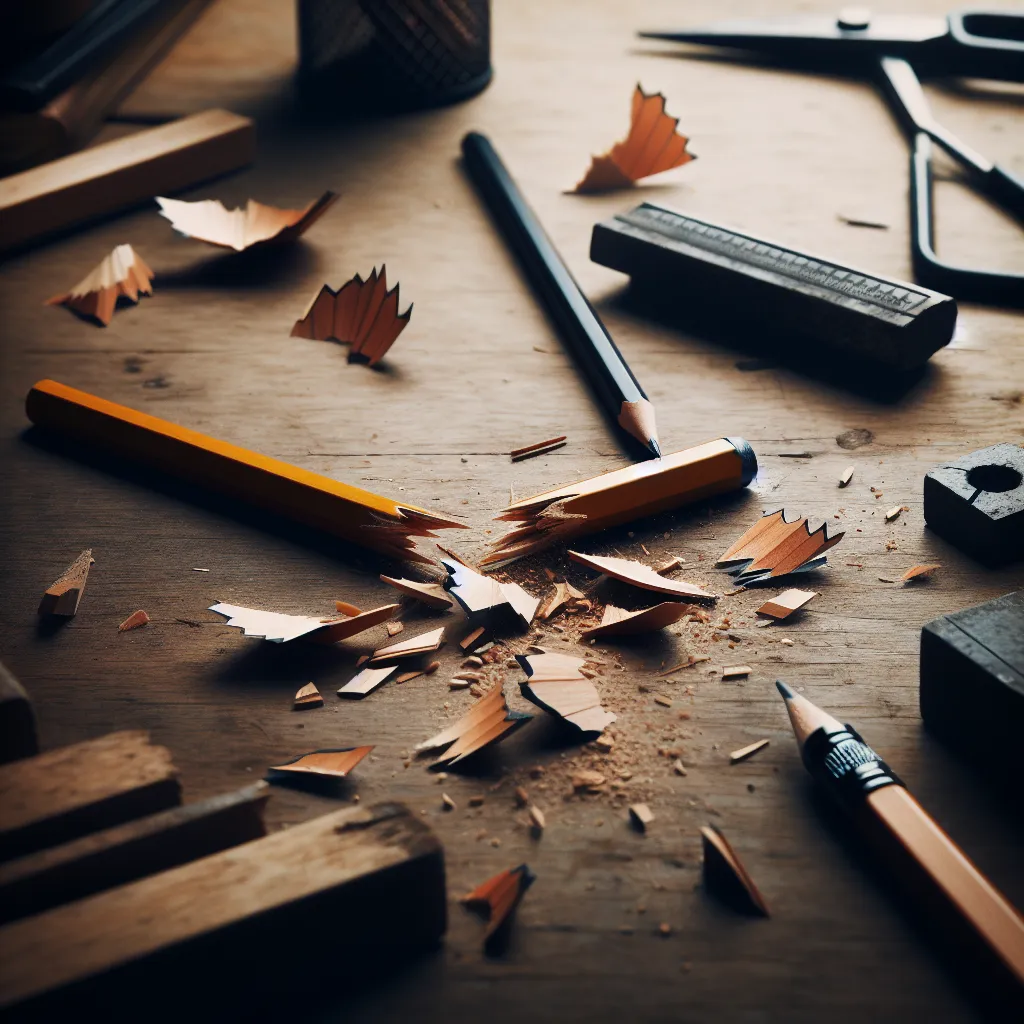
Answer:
[{"left": 0, "top": 1, "right": 1022, "bottom": 1021}]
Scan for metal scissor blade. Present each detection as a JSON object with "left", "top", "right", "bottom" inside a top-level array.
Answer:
[{"left": 639, "top": 14, "right": 947, "bottom": 51}]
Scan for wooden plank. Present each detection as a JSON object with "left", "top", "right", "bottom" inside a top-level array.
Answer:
[
  {"left": 0, "top": 661, "right": 36, "bottom": 765},
  {"left": 0, "top": 802, "right": 446, "bottom": 1013},
  {"left": 0, "top": 108, "right": 255, "bottom": 254},
  {"left": 0, "top": 782, "right": 270, "bottom": 925},
  {"left": 0, "top": 731, "right": 181, "bottom": 861}
]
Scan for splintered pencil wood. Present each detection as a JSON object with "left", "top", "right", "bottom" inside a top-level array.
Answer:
[
  {"left": 485, "top": 438, "right": 756, "bottom": 564},
  {"left": 25, "top": 380, "right": 465, "bottom": 563},
  {"left": 0, "top": 802, "right": 446, "bottom": 1013}
]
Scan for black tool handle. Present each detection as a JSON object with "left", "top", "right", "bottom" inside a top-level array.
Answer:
[
  {"left": 461, "top": 131, "right": 655, "bottom": 453},
  {"left": 1, "top": 0, "right": 171, "bottom": 111},
  {"left": 947, "top": 11, "right": 1024, "bottom": 82}
]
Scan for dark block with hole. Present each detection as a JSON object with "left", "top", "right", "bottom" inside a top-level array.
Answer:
[
  {"left": 921, "top": 591, "right": 1024, "bottom": 785},
  {"left": 923, "top": 443, "right": 1024, "bottom": 566}
]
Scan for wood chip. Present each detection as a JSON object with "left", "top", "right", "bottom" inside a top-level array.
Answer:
[
  {"left": 38, "top": 549, "right": 93, "bottom": 617},
  {"left": 118, "top": 610, "right": 149, "bottom": 632},
  {"left": 211, "top": 602, "right": 399, "bottom": 644},
  {"left": 461, "top": 656, "right": 484, "bottom": 668},
  {"left": 729, "top": 739, "right": 769, "bottom": 764},
  {"left": 425, "top": 661, "right": 441, "bottom": 674},
  {"left": 538, "top": 581, "right": 585, "bottom": 620},
  {"left": 582, "top": 602, "right": 691, "bottom": 640},
  {"left": 417, "top": 685, "right": 532, "bottom": 767},
  {"left": 460, "top": 626, "right": 488, "bottom": 651},
  {"left": 885, "top": 505, "right": 906, "bottom": 522},
  {"left": 334, "top": 600, "right": 362, "bottom": 616},
  {"left": 673, "top": 759, "right": 688, "bottom": 776},
  {"left": 379, "top": 575, "right": 453, "bottom": 610},
  {"left": 571, "top": 770, "right": 606, "bottom": 791},
  {"left": 839, "top": 466, "right": 855, "bottom": 487},
  {"left": 656, "top": 655, "right": 710, "bottom": 677},
  {"left": 47, "top": 246, "right": 153, "bottom": 326},
  {"left": 701, "top": 825, "right": 769, "bottom": 916},
  {"left": 461, "top": 864, "right": 535, "bottom": 951},
  {"left": 514, "top": 786, "right": 529, "bottom": 807},
  {"left": 510, "top": 435, "right": 567, "bottom": 461},
  {"left": 902, "top": 563, "right": 940, "bottom": 582},
  {"left": 441, "top": 793, "right": 456, "bottom": 811},
  {"left": 268, "top": 745, "right": 373, "bottom": 780},
  {"left": 385, "top": 621, "right": 404, "bottom": 637},
  {"left": 569, "top": 551, "right": 717, "bottom": 601},
  {"left": 293, "top": 682, "right": 323, "bottom": 709},
  {"left": 718, "top": 509, "right": 844, "bottom": 583},
  {"left": 655, "top": 556, "right": 683, "bottom": 574},
  {"left": 441, "top": 558, "right": 539, "bottom": 629},
  {"left": 449, "top": 679, "right": 471, "bottom": 690},
  {"left": 653, "top": 695, "right": 673, "bottom": 708},
  {"left": 517, "top": 650, "right": 616, "bottom": 734},
  {"left": 468, "top": 795, "right": 485, "bottom": 807},
  {"left": 528, "top": 805, "right": 546, "bottom": 833},
  {"left": 628, "top": 803, "right": 655, "bottom": 832},
  {"left": 370, "top": 626, "right": 445, "bottom": 663},
  {"left": 755, "top": 589, "right": 817, "bottom": 621},
  {"left": 337, "top": 665, "right": 397, "bottom": 698},
  {"left": 395, "top": 669, "right": 425, "bottom": 684},
  {"left": 722, "top": 665, "right": 752, "bottom": 680}
]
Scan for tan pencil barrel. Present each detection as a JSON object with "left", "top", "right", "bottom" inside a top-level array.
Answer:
[
  {"left": 868, "top": 785, "right": 1024, "bottom": 988},
  {"left": 25, "top": 380, "right": 463, "bottom": 562}
]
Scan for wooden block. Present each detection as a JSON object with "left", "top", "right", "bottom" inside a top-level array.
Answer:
[
  {"left": 0, "top": 662, "right": 37, "bottom": 765},
  {"left": 0, "top": 802, "right": 446, "bottom": 1014},
  {"left": 0, "top": 109, "right": 255, "bottom": 254},
  {"left": 921, "top": 591, "right": 1024, "bottom": 783},
  {"left": 0, "top": 782, "right": 269, "bottom": 926},
  {"left": 0, "top": 730, "right": 181, "bottom": 862}
]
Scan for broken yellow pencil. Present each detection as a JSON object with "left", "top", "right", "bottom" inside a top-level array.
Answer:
[{"left": 25, "top": 379, "right": 465, "bottom": 563}]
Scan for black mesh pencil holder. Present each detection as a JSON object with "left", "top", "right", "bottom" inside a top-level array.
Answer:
[{"left": 297, "top": 0, "right": 492, "bottom": 110}]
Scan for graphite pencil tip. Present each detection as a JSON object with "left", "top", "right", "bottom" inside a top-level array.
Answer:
[
  {"left": 648, "top": 437, "right": 662, "bottom": 459},
  {"left": 775, "top": 680, "right": 795, "bottom": 700}
]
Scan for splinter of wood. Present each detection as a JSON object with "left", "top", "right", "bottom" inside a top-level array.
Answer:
[
  {"left": 730, "top": 739, "right": 769, "bottom": 764},
  {"left": 380, "top": 575, "right": 453, "bottom": 610},
  {"left": 291, "top": 265, "right": 412, "bottom": 366},
  {"left": 717, "top": 509, "right": 844, "bottom": 584},
  {"left": 441, "top": 559, "right": 540, "bottom": 629},
  {"left": 210, "top": 602, "right": 399, "bottom": 644},
  {"left": 337, "top": 666, "right": 397, "bottom": 699},
  {"left": 581, "top": 602, "right": 691, "bottom": 639},
  {"left": 755, "top": 589, "right": 817, "bottom": 621},
  {"left": 293, "top": 683, "right": 323, "bottom": 709},
  {"left": 701, "top": 825, "right": 769, "bottom": 916},
  {"left": 574, "top": 84, "right": 694, "bottom": 193},
  {"left": 267, "top": 746, "right": 373, "bottom": 780},
  {"left": 902, "top": 564, "right": 941, "bottom": 582},
  {"left": 370, "top": 627, "right": 445, "bottom": 664},
  {"left": 47, "top": 246, "right": 153, "bottom": 326},
  {"left": 629, "top": 803, "right": 655, "bottom": 832},
  {"left": 569, "top": 551, "right": 717, "bottom": 601},
  {"left": 461, "top": 863, "right": 535, "bottom": 951},
  {"left": 516, "top": 650, "right": 616, "bottom": 735},
  {"left": 510, "top": 436, "right": 567, "bottom": 461},
  {"left": 118, "top": 610, "right": 149, "bottom": 632},
  {"left": 417, "top": 685, "right": 532, "bottom": 767},
  {"left": 156, "top": 191, "right": 337, "bottom": 251},
  {"left": 38, "top": 549, "right": 92, "bottom": 617}
]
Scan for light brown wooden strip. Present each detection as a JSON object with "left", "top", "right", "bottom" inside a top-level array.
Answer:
[
  {"left": 0, "top": 731, "right": 180, "bottom": 862},
  {"left": 0, "top": 802, "right": 445, "bottom": 1012}
]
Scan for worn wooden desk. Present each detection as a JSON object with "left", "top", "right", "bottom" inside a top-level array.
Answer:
[{"left": 1, "top": 1, "right": 1022, "bottom": 1020}]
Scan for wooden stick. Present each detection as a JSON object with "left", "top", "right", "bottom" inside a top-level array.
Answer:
[
  {"left": 0, "top": 783, "right": 269, "bottom": 926},
  {"left": 510, "top": 435, "right": 567, "bottom": 461},
  {"left": 0, "top": 730, "right": 181, "bottom": 862},
  {"left": 0, "top": 109, "right": 255, "bottom": 254},
  {"left": 0, "top": 802, "right": 445, "bottom": 1013},
  {"left": 25, "top": 380, "right": 465, "bottom": 563}
]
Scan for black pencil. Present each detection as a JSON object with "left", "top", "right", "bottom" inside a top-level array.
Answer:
[
  {"left": 461, "top": 131, "right": 661, "bottom": 460},
  {"left": 776, "top": 681, "right": 1024, "bottom": 1007}
]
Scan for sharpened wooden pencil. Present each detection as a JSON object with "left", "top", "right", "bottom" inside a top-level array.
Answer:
[{"left": 462, "top": 131, "right": 661, "bottom": 460}]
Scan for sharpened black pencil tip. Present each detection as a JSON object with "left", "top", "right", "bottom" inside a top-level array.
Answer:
[
  {"left": 648, "top": 438, "right": 662, "bottom": 459},
  {"left": 776, "top": 680, "right": 795, "bottom": 700}
]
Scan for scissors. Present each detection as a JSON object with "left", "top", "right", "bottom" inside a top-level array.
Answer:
[{"left": 641, "top": 9, "right": 1024, "bottom": 305}]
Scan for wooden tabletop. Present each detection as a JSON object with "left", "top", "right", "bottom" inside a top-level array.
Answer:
[{"left": 1, "top": 1, "right": 1023, "bottom": 1020}]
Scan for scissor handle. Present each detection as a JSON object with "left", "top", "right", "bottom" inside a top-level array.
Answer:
[{"left": 947, "top": 10, "right": 1024, "bottom": 81}]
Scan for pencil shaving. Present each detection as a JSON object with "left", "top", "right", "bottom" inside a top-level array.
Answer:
[
  {"left": 210, "top": 602, "right": 398, "bottom": 644},
  {"left": 718, "top": 509, "right": 843, "bottom": 583},
  {"left": 417, "top": 684, "right": 532, "bottom": 766},
  {"left": 581, "top": 602, "right": 691, "bottom": 639},
  {"left": 156, "top": 191, "right": 337, "bottom": 251},
  {"left": 516, "top": 650, "right": 616, "bottom": 734},
  {"left": 47, "top": 245, "right": 153, "bottom": 326},
  {"left": 291, "top": 265, "right": 412, "bottom": 366},
  {"left": 574, "top": 84, "right": 695, "bottom": 193},
  {"left": 569, "top": 551, "right": 717, "bottom": 601},
  {"left": 268, "top": 745, "right": 372, "bottom": 779}
]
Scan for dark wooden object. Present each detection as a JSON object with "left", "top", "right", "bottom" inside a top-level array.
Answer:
[
  {"left": 0, "top": 661, "right": 36, "bottom": 765},
  {"left": 921, "top": 591, "right": 1024, "bottom": 783},
  {"left": 590, "top": 202, "right": 957, "bottom": 370},
  {"left": 0, "top": 781, "right": 270, "bottom": 925},
  {"left": 0, "top": 801, "right": 446, "bottom": 1015},
  {"left": 0, "top": 730, "right": 181, "bottom": 861},
  {"left": 923, "top": 443, "right": 1024, "bottom": 566}
]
